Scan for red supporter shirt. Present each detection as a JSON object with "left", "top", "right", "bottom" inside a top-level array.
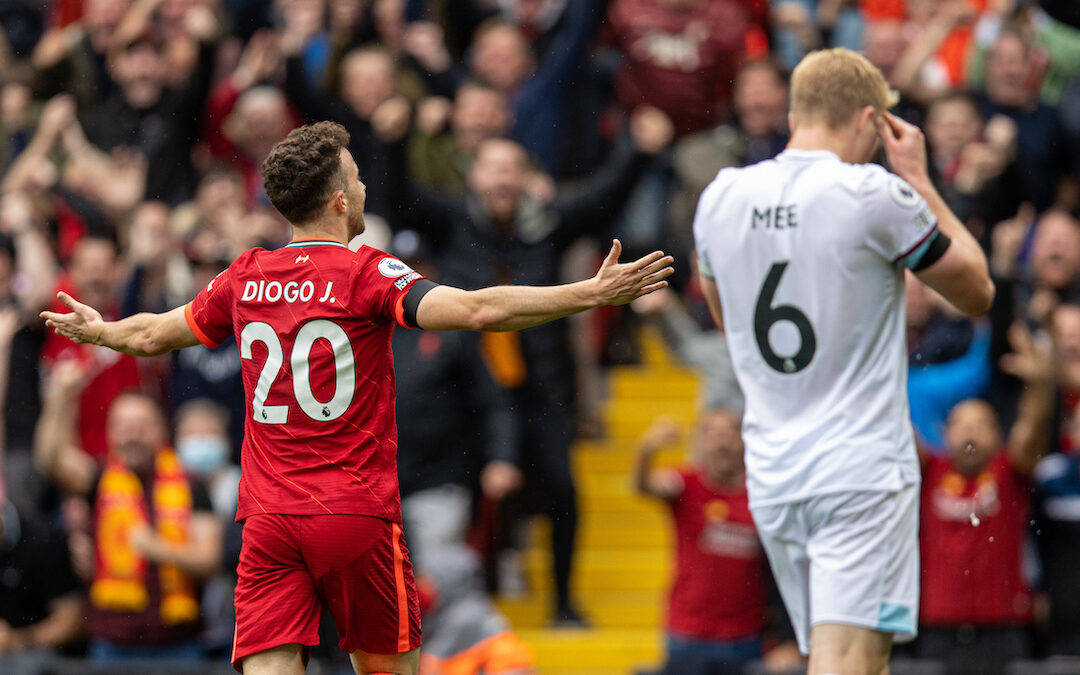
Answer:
[
  {"left": 184, "top": 240, "right": 428, "bottom": 523},
  {"left": 920, "top": 454, "right": 1033, "bottom": 626},
  {"left": 41, "top": 282, "right": 143, "bottom": 460},
  {"left": 666, "top": 468, "right": 766, "bottom": 641},
  {"left": 604, "top": 0, "right": 747, "bottom": 136}
]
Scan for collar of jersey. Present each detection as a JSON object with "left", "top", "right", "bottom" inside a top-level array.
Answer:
[
  {"left": 777, "top": 148, "right": 841, "bottom": 162},
  {"left": 285, "top": 239, "right": 349, "bottom": 249}
]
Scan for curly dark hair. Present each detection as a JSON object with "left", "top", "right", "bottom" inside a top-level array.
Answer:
[{"left": 261, "top": 121, "right": 351, "bottom": 223}]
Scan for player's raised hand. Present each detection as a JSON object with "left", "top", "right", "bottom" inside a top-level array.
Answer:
[
  {"left": 593, "top": 239, "right": 674, "bottom": 306},
  {"left": 877, "top": 111, "right": 929, "bottom": 188},
  {"left": 41, "top": 292, "right": 105, "bottom": 346}
]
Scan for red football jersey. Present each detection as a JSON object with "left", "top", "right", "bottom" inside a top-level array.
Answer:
[
  {"left": 184, "top": 240, "right": 429, "bottom": 523},
  {"left": 666, "top": 469, "right": 766, "bottom": 641},
  {"left": 920, "top": 454, "right": 1033, "bottom": 625}
]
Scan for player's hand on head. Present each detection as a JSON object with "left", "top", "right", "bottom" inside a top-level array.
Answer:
[
  {"left": 40, "top": 292, "right": 105, "bottom": 346},
  {"left": 594, "top": 239, "right": 674, "bottom": 306},
  {"left": 877, "top": 111, "right": 929, "bottom": 186}
]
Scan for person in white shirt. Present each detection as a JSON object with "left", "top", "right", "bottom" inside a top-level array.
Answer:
[{"left": 693, "top": 48, "right": 994, "bottom": 675}]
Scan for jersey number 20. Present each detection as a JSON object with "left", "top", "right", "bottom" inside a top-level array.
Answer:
[
  {"left": 753, "top": 261, "right": 816, "bottom": 374},
  {"left": 240, "top": 320, "right": 355, "bottom": 423}
]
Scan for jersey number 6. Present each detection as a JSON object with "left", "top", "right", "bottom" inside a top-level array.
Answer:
[
  {"left": 240, "top": 320, "right": 356, "bottom": 424},
  {"left": 753, "top": 261, "right": 816, "bottom": 374}
]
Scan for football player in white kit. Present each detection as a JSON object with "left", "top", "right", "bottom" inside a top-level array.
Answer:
[{"left": 692, "top": 48, "right": 994, "bottom": 675}]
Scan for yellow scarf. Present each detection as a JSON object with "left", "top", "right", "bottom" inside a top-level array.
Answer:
[{"left": 90, "top": 449, "right": 200, "bottom": 625}]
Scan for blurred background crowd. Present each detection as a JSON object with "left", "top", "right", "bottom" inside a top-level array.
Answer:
[{"left": 0, "top": 0, "right": 1078, "bottom": 674}]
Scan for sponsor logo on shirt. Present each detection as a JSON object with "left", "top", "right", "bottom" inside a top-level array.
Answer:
[
  {"left": 394, "top": 271, "right": 422, "bottom": 291},
  {"left": 697, "top": 520, "right": 760, "bottom": 559},
  {"left": 914, "top": 208, "right": 934, "bottom": 231},
  {"left": 378, "top": 257, "right": 413, "bottom": 279},
  {"left": 932, "top": 472, "right": 1001, "bottom": 522}
]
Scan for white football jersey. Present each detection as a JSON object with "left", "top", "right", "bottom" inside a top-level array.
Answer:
[{"left": 693, "top": 149, "right": 938, "bottom": 507}]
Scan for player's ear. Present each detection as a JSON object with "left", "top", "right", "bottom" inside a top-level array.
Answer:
[
  {"left": 332, "top": 190, "right": 347, "bottom": 214},
  {"left": 856, "top": 105, "right": 876, "bottom": 134}
]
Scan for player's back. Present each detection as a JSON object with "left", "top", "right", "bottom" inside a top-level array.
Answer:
[
  {"left": 186, "top": 240, "right": 428, "bottom": 522},
  {"left": 694, "top": 149, "right": 934, "bottom": 506}
]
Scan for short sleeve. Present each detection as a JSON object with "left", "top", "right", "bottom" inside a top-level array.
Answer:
[
  {"left": 351, "top": 249, "right": 429, "bottom": 328},
  {"left": 692, "top": 172, "right": 730, "bottom": 280},
  {"left": 185, "top": 257, "right": 241, "bottom": 349},
  {"left": 861, "top": 167, "right": 940, "bottom": 269}
]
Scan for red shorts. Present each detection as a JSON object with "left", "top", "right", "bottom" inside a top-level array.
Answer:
[{"left": 231, "top": 514, "right": 422, "bottom": 671}]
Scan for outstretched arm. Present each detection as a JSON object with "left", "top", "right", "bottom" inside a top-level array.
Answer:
[
  {"left": 415, "top": 241, "right": 673, "bottom": 331},
  {"left": 41, "top": 293, "right": 199, "bottom": 357}
]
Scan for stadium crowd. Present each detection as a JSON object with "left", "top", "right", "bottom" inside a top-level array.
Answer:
[{"left": 0, "top": 0, "right": 1078, "bottom": 673}]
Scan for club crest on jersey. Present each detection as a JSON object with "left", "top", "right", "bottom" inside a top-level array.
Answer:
[
  {"left": 378, "top": 257, "right": 413, "bottom": 279},
  {"left": 889, "top": 177, "right": 921, "bottom": 209}
]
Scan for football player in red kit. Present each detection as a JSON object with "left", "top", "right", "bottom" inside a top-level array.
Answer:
[{"left": 42, "top": 121, "right": 674, "bottom": 675}]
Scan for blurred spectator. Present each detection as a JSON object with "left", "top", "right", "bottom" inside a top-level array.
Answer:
[
  {"left": 203, "top": 30, "right": 297, "bottom": 208},
  {"left": 31, "top": 0, "right": 129, "bottom": 111},
  {"left": 1034, "top": 412, "right": 1080, "bottom": 655},
  {"left": 771, "top": 0, "right": 862, "bottom": 71},
  {"left": 602, "top": 0, "right": 748, "bottom": 138},
  {"left": 1049, "top": 303, "right": 1080, "bottom": 454},
  {"left": 41, "top": 236, "right": 144, "bottom": 460},
  {"left": 0, "top": 497, "right": 84, "bottom": 659},
  {"left": 924, "top": 92, "right": 1021, "bottom": 235},
  {"left": 82, "top": 7, "right": 220, "bottom": 206},
  {"left": 975, "top": 28, "right": 1068, "bottom": 212},
  {"left": 34, "top": 366, "right": 224, "bottom": 660},
  {"left": 889, "top": 0, "right": 979, "bottom": 105},
  {"left": 916, "top": 325, "right": 1054, "bottom": 675},
  {"left": 409, "top": 7, "right": 600, "bottom": 176},
  {"left": 862, "top": 17, "right": 925, "bottom": 126},
  {"left": 395, "top": 109, "right": 673, "bottom": 626},
  {"left": 408, "top": 81, "right": 513, "bottom": 196},
  {"left": 282, "top": 14, "right": 412, "bottom": 221},
  {"left": 906, "top": 272, "right": 990, "bottom": 448},
  {"left": 1013, "top": 209, "right": 1080, "bottom": 328},
  {"left": 416, "top": 547, "right": 536, "bottom": 675},
  {"left": 0, "top": 68, "right": 34, "bottom": 173},
  {"left": 392, "top": 233, "right": 522, "bottom": 567},
  {"left": 668, "top": 59, "right": 789, "bottom": 261},
  {"left": 0, "top": 190, "right": 58, "bottom": 455},
  {"left": 633, "top": 412, "right": 798, "bottom": 675},
  {"left": 174, "top": 399, "right": 241, "bottom": 660}
]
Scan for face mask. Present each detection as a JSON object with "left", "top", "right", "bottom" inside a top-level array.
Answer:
[{"left": 177, "top": 435, "right": 230, "bottom": 476}]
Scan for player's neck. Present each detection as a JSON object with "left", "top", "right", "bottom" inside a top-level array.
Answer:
[
  {"left": 786, "top": 126, "right": 855, "bottom": 163},
  {"left": 290, "top": 220, "right": 348, "bottom": 245}
]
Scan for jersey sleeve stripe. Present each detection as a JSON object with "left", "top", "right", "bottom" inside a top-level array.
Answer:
[
  {"left": 184, "top": 302, "right": 222, "bottom": 349},
  {"left": 892, "top": 224, "right": 940, "bottom": 265},
  {"left": 391, "top": 523, "right": 411, "bottom": 652}
]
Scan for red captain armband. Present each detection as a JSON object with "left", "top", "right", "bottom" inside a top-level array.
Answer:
[{"left": 400, "top": 279, "right": 439, "bottom": 328}]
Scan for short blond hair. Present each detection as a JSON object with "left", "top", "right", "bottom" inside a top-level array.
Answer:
[{"left": 790, "top": 48, "right": 898, "bottom": 129}]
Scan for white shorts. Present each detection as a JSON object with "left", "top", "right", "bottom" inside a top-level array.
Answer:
[{"left": 751, "top": 483, "right": 920, "bottom": 655}]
